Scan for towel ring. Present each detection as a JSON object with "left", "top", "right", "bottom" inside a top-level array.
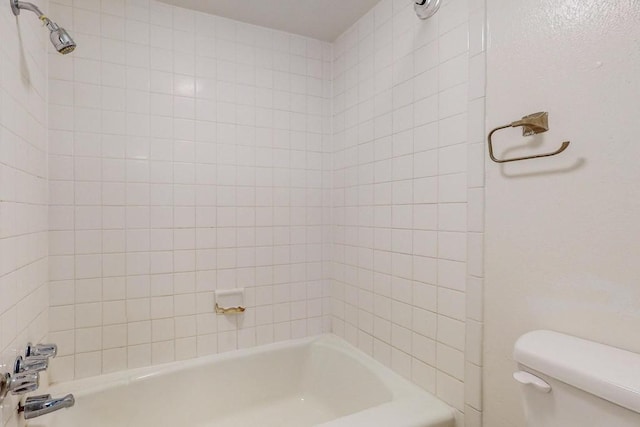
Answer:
[{"left": 488, "top": 112, "right": 571, "bottom": 163}]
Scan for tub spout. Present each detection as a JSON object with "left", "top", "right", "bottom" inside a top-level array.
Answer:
[{"left": 19, "top": 393, "right": 75, "bottom": 419}]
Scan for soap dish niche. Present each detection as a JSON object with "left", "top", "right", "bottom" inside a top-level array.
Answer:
[{"left": 214, "top": 289, "right": 245, "bottom": 315}]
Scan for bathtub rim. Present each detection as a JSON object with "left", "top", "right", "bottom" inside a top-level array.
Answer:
[{"left": 39, "top": 334, "right": 454, "bottom": 426}]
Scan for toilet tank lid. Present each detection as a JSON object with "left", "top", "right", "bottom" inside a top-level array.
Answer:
[{"left": 514, "top": 330, "right": 640, "bottom": 414}]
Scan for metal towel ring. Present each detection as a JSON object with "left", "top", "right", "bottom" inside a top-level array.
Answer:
[{"left": 488, "top": 112, "right": 571, "bottom": 163}]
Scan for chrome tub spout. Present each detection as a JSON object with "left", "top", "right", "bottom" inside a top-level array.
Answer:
[{"left": 19, "top": 394, "right": 75, "bottom": 419}]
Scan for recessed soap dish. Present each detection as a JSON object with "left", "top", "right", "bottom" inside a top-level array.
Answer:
[{"left": 214, "top": 289, "right": 245, "bottom": 315}]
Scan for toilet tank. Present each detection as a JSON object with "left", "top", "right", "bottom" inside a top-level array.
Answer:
[{"left": 513, "top": 330, "right": 640, "bottom": 427}]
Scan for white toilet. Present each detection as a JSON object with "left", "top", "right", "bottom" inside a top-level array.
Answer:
[{"left": 513, "top": 330, "right": 640, "bottom": 426}]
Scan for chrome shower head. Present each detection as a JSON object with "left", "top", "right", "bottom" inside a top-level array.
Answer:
[
  {"left": 414, "top": 0, "right": 441, "bottom": 20},
  {"left": 10, "top": 0, "right": 76, "bottom": 55},
  {"left": 47, "top": 22, "right": 76, "bottom": 55}
]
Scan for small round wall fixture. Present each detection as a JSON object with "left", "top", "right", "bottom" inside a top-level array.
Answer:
[{"left": 414, "top": 0, "right": 441, "bottom": 20}]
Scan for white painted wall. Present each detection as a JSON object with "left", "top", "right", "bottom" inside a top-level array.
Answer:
[{"left": 484, "top": 1, "right": 640, "bottom": 426}]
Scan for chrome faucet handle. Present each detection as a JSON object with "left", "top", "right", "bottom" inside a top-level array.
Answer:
[
  {"left": 0, "top": 373, "right": 10, "bottom": 402},
  {"left": 8, "top": 371, "right": 39, "bottom": 395},
  {"left": 14, "top": 355, "right": 49, "bottom": 374},
  {"left": 26, "top": 343, "right": 57, "bottom": 358},
  {"left": 21, "top": 394, "right": 52, "bottom": 409}
]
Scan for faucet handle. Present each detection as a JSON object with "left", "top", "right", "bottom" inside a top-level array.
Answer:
[
  {"left": 9, "top": 372, "right": 39, "bottom": 395},
  {"left": 21, "top": 394, "right": 52, "bottom": 411},
  {"left": 26, "top": 343, "right": 57, "bottom": 359},
  {"left": 14, "top": 355, "right": 49, "bottom": 374}
]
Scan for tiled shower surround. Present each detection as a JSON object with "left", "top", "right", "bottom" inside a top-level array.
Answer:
[
  {"left": 0, "top": 0, "right": 49, "bottom": 424},
  {"left": 47, "top": 0, "right": 332, "bottom": 379},
  {"left": 329, "top": 0, "right": 485, "bottom": 425},
  {"left": 38, "top": 0, "right": 485, "bottom": 426}
]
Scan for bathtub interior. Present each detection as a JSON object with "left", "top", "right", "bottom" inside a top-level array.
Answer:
[{"left": 26, "top": 338, "right": 395, "bottom": 427}]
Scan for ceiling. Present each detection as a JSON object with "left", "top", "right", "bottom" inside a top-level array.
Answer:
[{"left": 159, "top": 0, "right": 381, "bottom": 42}]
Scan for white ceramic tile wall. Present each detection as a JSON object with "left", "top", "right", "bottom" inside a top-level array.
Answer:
[
  {"left": 47, "top": 0, "right": 332, "bottom": 381},
  {"left": 41, "top": 0, "right": 487, "bottom": 423},
  {"left": 329, "top": 0, "right": 485, "bottom": 425},
  {"left": 0, "top": 0, "right": 50, "bottom": 425},
  {"left": 464, "top": 0, "right": 485, "bottom": 426}
]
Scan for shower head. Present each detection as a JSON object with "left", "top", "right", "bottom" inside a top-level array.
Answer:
[
  {"left": 10, "top": 0, "right": 76, "bottom": 55},
  {"left": 414, "top": 0, "right": 441, "bottom": 20},
  {"left": 47, "top": 22, "right": 76, "bottom": 54}
]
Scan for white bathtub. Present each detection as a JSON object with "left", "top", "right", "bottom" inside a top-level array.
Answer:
[{"left": 26, "top": 335, "right": 453, "bottom": 427}]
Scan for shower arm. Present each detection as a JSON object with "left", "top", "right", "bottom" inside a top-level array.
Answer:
[
  {"left": 10, "top": 0, "right": 59, "bottom": 30},
  {"left": 9, "top": 0, "right": 76, "bottom": 54}
]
